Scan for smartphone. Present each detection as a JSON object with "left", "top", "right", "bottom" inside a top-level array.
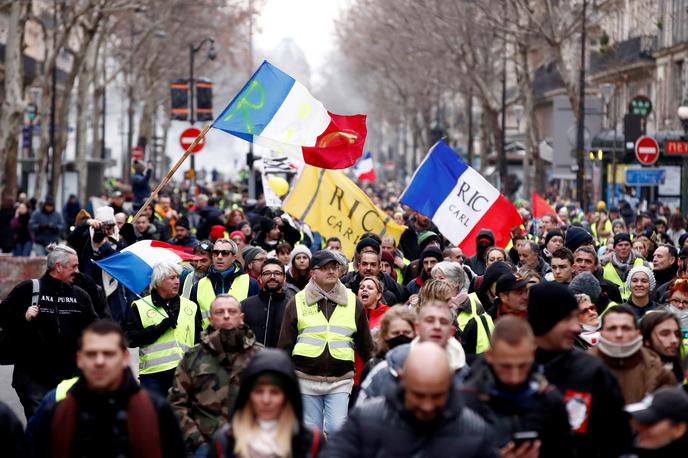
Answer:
[{"left": 512, "top": 431, "right": 539, "bottom": 447}]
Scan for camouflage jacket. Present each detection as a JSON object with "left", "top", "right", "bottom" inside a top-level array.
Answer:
[{"left": 169, "top": 324, "right": 263, "bottom": 452}]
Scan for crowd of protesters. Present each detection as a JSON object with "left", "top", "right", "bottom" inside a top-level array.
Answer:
[{"left": 1, "top": 173, "right": 688, "bottom": 457}]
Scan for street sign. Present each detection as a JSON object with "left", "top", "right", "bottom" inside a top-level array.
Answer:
[
  {"left": 625, "top": 168, "right": 666, "bottom": 186},
  {"left": 184, "top": 169, "right": 196, "bottom": 179},
  {"left": 628, "top": 95, "right": 652, "bottom": 117},
  {"left": 180, "top": 127, "right": 205, "bottom": 154},
  {"left": 635, "top": 136, "right": 659, "bottom": 165},
  {"left": 132, "top": 146, "right": 144, "bottom": 160},
  {"left": 665, "top": 140, "right": 688, "bottom": 155}
]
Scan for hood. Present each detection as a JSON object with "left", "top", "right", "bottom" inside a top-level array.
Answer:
[
  {"left": 233, "top": 349, "right": 303, "bottom": 423},
  {"left": 475, "top": 229, "right": 495, "bottom": 258}
]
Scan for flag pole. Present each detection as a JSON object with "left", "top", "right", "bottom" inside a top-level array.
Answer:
[{"left": 132, "top": 124, "right": 210, "bottom": 222}]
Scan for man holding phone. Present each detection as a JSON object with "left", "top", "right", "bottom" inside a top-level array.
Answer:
[{"left": 461, "top": 316, "right": 573, "bottom": 458}]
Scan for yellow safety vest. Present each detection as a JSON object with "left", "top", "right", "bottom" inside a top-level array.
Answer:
[
  {"left": 591, "top": 220, "right": 613, "bottom": 246},
  {"left": 393, "top": 258, "right": 411, "bottom": 285},
  {"left": 134, "top": 295, "right": 197, "bottom": 375},
  {"left": 196, "top": 273, "right": 250, "bottom": 328},
  {"left": 292, "top": 290, "right": 357, "bottom": 362},
  {"left": 602, "top": 258, "right": 644, "bottom": 301},
  {"left": 181, "top": 271, "right": 196, "bottom": 299},
  {"left": 456, "top": 293, "right": 494, "bottom": 354},
  {"left": 55, "top": 377, "right": 79, "bottom": 401}
]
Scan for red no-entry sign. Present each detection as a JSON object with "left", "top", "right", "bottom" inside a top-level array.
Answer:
[
  {"left": 180, "top": 127, "right": 205, "bottom": 154},
  {"left": 634, "top": 136, "right": 659, "bottom": 166}
]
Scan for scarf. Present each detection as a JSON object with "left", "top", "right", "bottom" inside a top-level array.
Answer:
[
  {"left": 247, "top": 419, "right": 282, "bottom": 458},
  {"left": 597, "top": 335, "right": 643, "bottom": 359},
  {"left": 610, "top": 252, "right": 632, "bottom": 272},
  {"left": 303, "top": 279, "right": 349, "bottom": 306}
]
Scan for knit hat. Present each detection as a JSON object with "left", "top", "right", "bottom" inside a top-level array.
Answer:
[
  {"left": 564, "top": 226, "right": 593, "bottom": 251},
  {"left": 210, "top": 225, "right": 227, "bottom": 240},
  {"left": 94, "top": 206, "right": 116, "bottom": 225},
  {"left": 568, "top": 272, "right": 602, "bottom": 303},
  {"left": 356, "top": 237, "right": 381, "bottom": 255},
  {"left": 175, "top": 216, "right": 190, "bottom": 230},
  {"left": 626, "top": 265, "right": 656, "bottom": 292},
  {"left": 237, "top": 220, "right": 251, "bottom": 231},
  {"left": 613, "top": 232, "right": 632, "bottom": 246},
  {"left": 290, "top": 244, "right": 312, "bottom": 265},
  {"left": 242, "top": 246, "right": 266, "bottom": 266},
  {"left": 528, "top": 282, "right": 578, "bottom": 336},
  {"left": 381, "top": 251, "right": 395, "bottom": 267},
  {"left": 229, "top": 230, "right": 246, "bottom": 242},
  {"left": 418, "top": 231, "right": 441, "bottom": 251},
  {"left": 545, "top": 229, "right": 564, "bottom": 246},
  {"left": 419, "top": 246, "right": 443, "bottom": 265}
]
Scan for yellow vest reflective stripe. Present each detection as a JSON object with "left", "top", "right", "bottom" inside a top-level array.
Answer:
[
  {"left": 134, "top": 295, "right": 197, "bottom": 375},
  {"left": 292, "top": 290, "right": 357, "bottom": 361},
  {"left": 456, "top": 293, "right": 494, "bottom": 354},
  {"left": 603, "top": 258, "right": 644, "bottom": 301},
  {"left": 181, "top": 272, "right": 196, "bottom": 299},
  {"left": 55, "top": 377, "right": 79, "bottom": 401},
  {"left": 196, "top": 273, "right": 251, "bottom": 328},
  {"left": 347, "top": 261, "right": 354, "bottom": 273}
]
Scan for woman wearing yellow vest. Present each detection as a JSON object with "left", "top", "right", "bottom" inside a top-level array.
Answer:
[{"left": 124, "top": 262, "right": 201, "bottom": 397}]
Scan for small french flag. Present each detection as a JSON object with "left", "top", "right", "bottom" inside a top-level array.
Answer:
[
  {"left": 353, "top": 151, "right": 377, "bottom": 182},
  {"left": 400, "top": 141, "right": 522, "bottom": 257},
  {"left": 212, "top": 61, "right": 367, "bottom": 169},
  {"left": 95, "top": 240, "right": 198, "bottom": 295}
]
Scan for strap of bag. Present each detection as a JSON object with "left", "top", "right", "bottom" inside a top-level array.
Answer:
[
  {"left": 31, "top": 279, "right": 40, "bottom": 307},
  {"left": 479, "top": 315, "right": 492, "bottom": 341}
]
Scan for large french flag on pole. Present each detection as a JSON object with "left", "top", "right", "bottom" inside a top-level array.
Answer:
[
  {"left": 353, "top": 151, "right": 377, "bottom": 182},
  {"left": 212, "top": 61, "right": 367, "bottom": 169},
  {"left": 400, "top": 141, "right": 522, "bottom": 257},
  {"left": 95, "top": 241, "right": 198, "bottom": 295}
]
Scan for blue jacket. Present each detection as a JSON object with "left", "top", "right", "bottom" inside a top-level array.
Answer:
[{"left": 132, "top": 170, "right": 152, "bottom": 203}]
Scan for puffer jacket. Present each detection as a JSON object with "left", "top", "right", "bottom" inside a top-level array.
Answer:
[
  {"left": 168, "top": 325, "right": 263, "bottom": 453},
  {"left": 322, "top": 379, "right": 498, "bottom": 457}
]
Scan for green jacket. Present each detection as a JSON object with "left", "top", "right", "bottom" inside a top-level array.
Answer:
[{"left": 168, "top": 325, "right": 263, "bottom": 452}]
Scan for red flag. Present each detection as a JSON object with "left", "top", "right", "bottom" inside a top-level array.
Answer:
[{"left": 532, "top": 192, "right": 556, "bottom": 219}]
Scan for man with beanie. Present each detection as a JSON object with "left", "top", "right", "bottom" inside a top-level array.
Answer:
[
  {"left": 241, "top": 246, "right": 267, "bottom": 281},
  {"left": 564, "top": 226, "right": 594, "bottom": 252},
  {"left": 167, "top": 216, "right": 197, "bottom": 248},
  {"left": 602, "top": 232, "right": 649, "bottom": 301},
  {"left": 342, "top": 240, "right": 408, "bottom": 305},
  {"left": 589, "top": 305, "right": 675, "bottom": 404},
  {"left": 529, "top": 282, "right": 631, "bottom": 457},
  {"left": 400, "top": 230, "right": 443, "bottom": 281},
  {"left": 542, "top": 229, "right": 564, "bottom": 264},
  {"left": 30, "top": 196, "right": 65, "bottom": 255},
  {"left": 169, "top": 295, "right": 262, "bottom": 456},
  {"left": 465, "top": 229, "right": 495, "bottom": 276},
  {"left": 241, "top": 258, "right": 294, "bottom": 347},
  {"left": 285, "top": 244, "right": 311, "bottom": 293},
  {"left": 278, "top": 250, "right": 373, "bottom": 436},
  {"left": 406, "top": 246, "right": 443, "bottom": 294}
]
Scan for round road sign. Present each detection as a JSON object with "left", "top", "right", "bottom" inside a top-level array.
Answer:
[
  {"left": 180, "top": 127, "right": 205, "bottom": 154},
  {"left": 634, "top": 136, "right": 659, "bottom": 166}
]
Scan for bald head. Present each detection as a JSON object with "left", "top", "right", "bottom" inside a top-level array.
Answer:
[{"left": 401, "top": 342, "right": 452, "bottom": 422}]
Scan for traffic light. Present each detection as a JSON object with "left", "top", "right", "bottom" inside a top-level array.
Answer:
[
  {"left": 170, "top": 79, "right": 189, "bottom": 121},
  {"left": 588, "top": 150, "right": 603, "bottom": 161},
  {"left": 195, "top": 79, "right": 213, "bottom": 122},
  {"left": 624, "top": 113, "right": 642, "bottom": 152}
]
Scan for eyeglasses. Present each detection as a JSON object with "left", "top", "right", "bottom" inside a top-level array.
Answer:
[
  {"left": 262, "top": 271, "right": 284, "bottom": 278},
  {"left": 212, "top": 249, "right": 233, "bottom": 257},
  {"left": 669, "top": 298, "right": 688, "bottom": 307}
]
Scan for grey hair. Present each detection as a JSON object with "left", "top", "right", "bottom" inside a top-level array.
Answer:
[
  {"left": 431, "top": 261, "right": 466, "bottom": 290},
  {"left": 574, "top": 293, "right": 591, "bottom": 304},
  {"left": 214, "top": 238, "right": 238, "bottom": 255},
  {"left": 150, "top": 262, "right": 182, "bottom": 290},
  {"left": 46, "top": 243, "right": 77, "bottom": 271},
  {"left": 210, "top": 294, "right": 241, "bottom": 312}
]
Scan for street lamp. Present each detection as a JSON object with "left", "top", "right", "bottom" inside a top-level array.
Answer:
[
  {"left": 189, "top": 37, "right": 216, "bottom": 188},
  {"left": 678, "top": 102, "right": 688, "bottom": 215}
]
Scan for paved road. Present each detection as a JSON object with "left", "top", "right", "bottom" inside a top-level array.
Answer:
[{"left": 0, "top": 350, "right": 141, "bottom": 426}]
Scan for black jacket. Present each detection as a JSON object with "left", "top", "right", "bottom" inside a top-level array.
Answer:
[
  {"left": 535, "top": 347, "right": 632, "bottom": 458},
  {"left": 124, "top": 289, "right": 202, "bottom": 348},
  {"left": 461, "top": 358, "right": 574, "bottom": 458},
  {"left": 0, "top": 401, "right": 24, "bottom": 458},
  {"left": 209, "top": 349, "right": 322, "bottom": 458},
  {"left": 322, "top": 383, "right": 498, "bottom": 457},
  {"left": 33, "top": 368, "right": 185, "bottom": 458},
  {"left": 0, "top": 274, "right": 97, "bottom": 385},
  {"left": 465, "top": 229, "right": 495, "bottom": 276},
  {"left": 240, "top": 287, "right": 294, "bottom": 347}
]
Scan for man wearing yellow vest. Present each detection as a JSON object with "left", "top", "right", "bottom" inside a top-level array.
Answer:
[
  {"left": 278, "top": 250, "right": 374, "bottom": 436},
  {"left": 189, "top": 238, "right": 260, "bottom": 329},
  {"left": 601, "top": 233, "right": 650, "bottom": 302},
  {"left": 125, "top": 262, "right": 201, "bottom": 397}
]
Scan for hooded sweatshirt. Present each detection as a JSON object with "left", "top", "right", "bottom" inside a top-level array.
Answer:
[{"left": 465, "top": 229, "right": 495, "bottom": 276}]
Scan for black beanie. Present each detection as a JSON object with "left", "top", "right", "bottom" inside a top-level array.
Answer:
[
  {"left": 564, "top": 226, "right": 593, "bottom": 251},
  {"left": 419, "top": 246, "right": 443, "bottom": 265},
  {"left": 356, "top": 237, "right": 381, "bottom": 254},
  {"left": 613, "top": 232, "right": 631, "bottom": 247},
  {"left": 175, "top": 216, "right": 190, "bottom": 230},
  {"left": 545, "top": 230, "right": 564, "bottom": 247},
  {"left": 527, "top": 282, "right": 578, "bottom": 336}
]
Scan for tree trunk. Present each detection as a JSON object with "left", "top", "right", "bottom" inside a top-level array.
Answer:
[
  {"left": 75, "top": 39, "right": 97, "bottom": 203},
  {"left": 0, "top": 0, "right": 30, "bottom": 202}
]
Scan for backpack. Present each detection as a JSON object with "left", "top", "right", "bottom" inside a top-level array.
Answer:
[{"left": 0, "top": 279, "right": 39, "bottom": 365}]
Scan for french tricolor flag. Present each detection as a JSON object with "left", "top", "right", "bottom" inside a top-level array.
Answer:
[
  {"left": 353, "top": 151, "right": 377, "bottom": 182},
  {"left": 95, "top": 240, "right": 198, "bottom": 295},
  {"left": 212, "top": 61, "right": 367, "bottom": 169},
  {"left": 400, "top": 141, "right": 522, "bottom": 257}
]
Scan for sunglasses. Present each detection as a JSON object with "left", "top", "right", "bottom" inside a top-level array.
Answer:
[
  {"left": 212, "top": 249, "right": 233, "bottom": 257},
  {"left": 579, "top": 305, "right": 597, "bottom": 314}
]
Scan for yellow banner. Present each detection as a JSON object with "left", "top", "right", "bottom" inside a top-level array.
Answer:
[{"left": 283, "top": 166, "right": 406, "bottom": 259}]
